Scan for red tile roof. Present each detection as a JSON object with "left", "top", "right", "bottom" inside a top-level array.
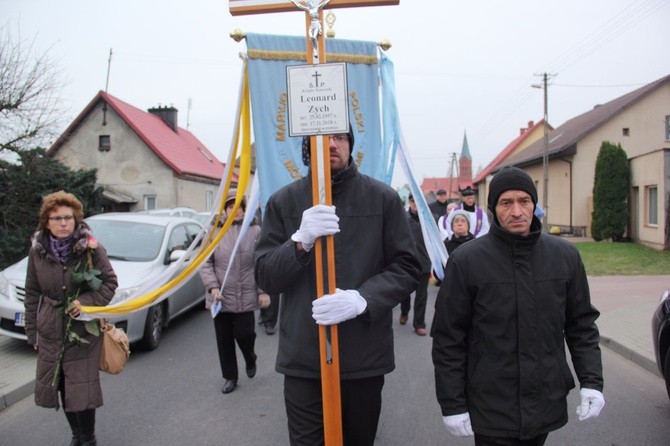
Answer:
[
  {"left": 420, "top": 177, "right": 469, "bottom": 200},
  {"left": 472, "top": 119, "right": 548, "bottom": 185},
  {"left": 49, "top": 91, "right": 229, "bottom": 182}
]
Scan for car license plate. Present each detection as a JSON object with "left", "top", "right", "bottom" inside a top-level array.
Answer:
[{"left": 14, "top": 312, "right": 25, "bottom": 327}]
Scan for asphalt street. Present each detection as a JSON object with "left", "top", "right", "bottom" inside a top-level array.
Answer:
[{"left": 1, "top": 280, "right": 669, "bottom": 445}]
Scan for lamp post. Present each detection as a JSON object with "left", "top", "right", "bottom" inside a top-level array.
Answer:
[{"left": 532, "top": 73, "right": 551, "bottom": 229}]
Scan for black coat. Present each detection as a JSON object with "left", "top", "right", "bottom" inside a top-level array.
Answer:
[
  {"left": 407, "top": 210, "right": 431, "bottom": 275},
  {"left": 445, "top": 232, "right": 475, "bottom": 256},
  {"left": 432, "top": 218, "right": 603, "bottom": 439},
  {"left": 255, "top": 162, "right": 421, "bottom": 380}
]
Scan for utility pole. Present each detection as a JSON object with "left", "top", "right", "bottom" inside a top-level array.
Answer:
[
  {"left": 532, "top": 72, "right": 554, "bottom": 229},
  {"left": 105, "top": 48, "right": 113, "bottom": 92},
  {"left": 186, "top": 98, "right": 192, "bottom": 130},
  {"left": 447, "top": 152, "right": 458, "bottom": 201}
]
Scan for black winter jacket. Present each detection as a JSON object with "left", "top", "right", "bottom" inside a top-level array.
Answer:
[
  {"left": 255, "top": 162, "right": 421, "bottom": 380},
  {"left": 407, "top": 209, "right": 431, "bottom": 275},
  {"left": 432, "top": 217, "right": 602, "bottom": 439}
]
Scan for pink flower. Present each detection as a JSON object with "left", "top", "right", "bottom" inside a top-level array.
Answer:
[{"left": 88, "top": 236, "right": 99, "bottom": 249}]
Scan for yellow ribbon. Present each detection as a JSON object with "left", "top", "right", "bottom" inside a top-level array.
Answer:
[{"left": 81, "top": 66, "right": 253, "bottom": 315}]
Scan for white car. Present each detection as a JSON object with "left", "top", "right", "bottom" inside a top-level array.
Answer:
[
  {"left": 0, "top": 213, "right": 207, "bottom": 350},
  {"left": 137, "top": 207, "right": 198, "bottom": 219}
]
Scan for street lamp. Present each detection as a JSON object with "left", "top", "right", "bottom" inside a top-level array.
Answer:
[{"left": 532, "top": 73, "right": 552, "bottom": 230}]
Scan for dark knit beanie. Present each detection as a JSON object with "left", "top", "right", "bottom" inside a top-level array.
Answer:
[
  {"left": 487, "top": 166, "right": 538, "bottom": 213},
  {"left": 302, "top": 125, "right": 355, "bottom": 166}
]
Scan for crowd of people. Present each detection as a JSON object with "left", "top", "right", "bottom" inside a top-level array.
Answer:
[{"left": 25, "top": 137, "right": 604, "bottom": 446}]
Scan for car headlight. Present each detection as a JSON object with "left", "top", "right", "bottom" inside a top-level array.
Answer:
[
  {"left": 0, "top": 271, "right": 9, "bottom": 296},
  {"left": 110, "top": 286, "right": 141, "bottom": 305}
]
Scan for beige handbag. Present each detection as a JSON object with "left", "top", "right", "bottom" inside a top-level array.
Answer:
[{"left": 99, "top": 322, "right": 130, "bottom": 374}]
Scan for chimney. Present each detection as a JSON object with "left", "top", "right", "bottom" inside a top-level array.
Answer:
[
  {"left": 520, "top": 120, "right": 535, "bottom": 135},
  {"left": 148, "top": 105, "right": 178, "bottom": 131}
]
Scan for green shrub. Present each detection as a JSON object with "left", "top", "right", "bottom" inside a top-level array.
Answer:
[
  {"left": 0, "top": 148, "right": 101, "bottom": 269},
  {"left": 591, "top": 141, "right": 629, "bottom": 242}
]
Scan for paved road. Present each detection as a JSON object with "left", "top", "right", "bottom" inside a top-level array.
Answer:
[{"left": 1, "top": 277, "right": 669, "bottom": 445}]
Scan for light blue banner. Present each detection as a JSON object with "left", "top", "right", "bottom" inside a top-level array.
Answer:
[
  {"left": 380, "top": 54, "right": 448, "bottom": 279},
  {"left": 245, "top": 33, "right": 382, "bottom": 209}
]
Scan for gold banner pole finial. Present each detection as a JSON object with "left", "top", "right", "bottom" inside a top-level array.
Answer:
[{"left": 325, "top": 11, "right": 336, "bottom": 38}]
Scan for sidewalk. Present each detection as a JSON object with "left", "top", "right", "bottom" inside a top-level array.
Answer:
[{"left": 1, "top": 275, "right": 668, "bottom": 411}]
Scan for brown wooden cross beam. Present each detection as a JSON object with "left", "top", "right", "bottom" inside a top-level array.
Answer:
[
  {"left": 229, "top": 0, "right": 398, "bottom": 16},
  {"left": 229, "top": 2, "right": 399, "bottom": 444}
]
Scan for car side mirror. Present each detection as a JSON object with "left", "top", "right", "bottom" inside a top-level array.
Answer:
[{"left": 168, "top": 249, "right": 187, "bottom": 263}]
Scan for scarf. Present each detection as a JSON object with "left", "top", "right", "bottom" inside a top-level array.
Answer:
[{"left": 49, "top": 233, "right": 73, "bottom": 264}]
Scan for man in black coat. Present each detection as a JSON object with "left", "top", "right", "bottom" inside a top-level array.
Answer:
[
  {"left": 399, "top": 194, "right": 432, "bottom": 336},
  {"left": 255, "top": 129, "right": 420, "bottom": 445},
  {"left": 432, "top": 166, "right": 604, "bottom": 445},
  {"left": 429, "top": 188, "right": 449, "bottom": 223}
]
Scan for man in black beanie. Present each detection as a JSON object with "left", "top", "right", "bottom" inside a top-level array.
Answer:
[{"left": 432, "top": 165, "right": 605, "bottom": 445}]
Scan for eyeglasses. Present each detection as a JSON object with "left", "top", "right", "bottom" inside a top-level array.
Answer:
[
  {"left": 48, "top": 216, "right": 74, "bottom": 223},
  {"left": 328, "top": 134, "right": 348, "bottom": 143}
]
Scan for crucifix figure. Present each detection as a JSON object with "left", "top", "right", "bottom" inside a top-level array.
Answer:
[{"left": 290, "top": 0, "right": 332, "bottom": 61}]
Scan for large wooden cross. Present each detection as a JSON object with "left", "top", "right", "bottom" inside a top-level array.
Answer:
[{"left": 230, "top": 2, "right": 399, "bottom": 444}]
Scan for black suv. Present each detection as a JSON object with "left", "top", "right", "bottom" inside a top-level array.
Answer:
[{"left": 652, "top": 288, "right": 670, "bottom": 400}]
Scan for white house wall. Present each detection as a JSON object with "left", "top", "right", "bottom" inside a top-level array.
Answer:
[
  {"left": 560, "top": 84, "right": 670, "bottom": 243},
  {"left": 630, "top": 150, "right": 667, "bottom": 249},
  {"left": 53, "top": 102, "right": 219, "bottom": 212}
]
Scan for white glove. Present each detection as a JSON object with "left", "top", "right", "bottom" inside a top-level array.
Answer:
[
  {"left": 443, "top": 412, "right": 474, "bottom": 437},
  {"left": 291, "top": 204, "right": 340, "bottom": 252},
  {"left": 312, "top": 289, "right": 367, "bottom": 325},
  {"left": 576, "top": 388, "right": 604, "bottom": 421}
]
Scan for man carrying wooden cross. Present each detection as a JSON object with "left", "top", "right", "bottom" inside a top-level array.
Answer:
[{"left": 254, "top": 127, "right": 420, "bottom": 444}]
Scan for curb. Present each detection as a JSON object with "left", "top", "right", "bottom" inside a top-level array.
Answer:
[
  {"left": 0, "top": 379, "right": 34, "bottom": 411},
  {"left": 600, "top": 335, "right": 660, "bottom": 378}
]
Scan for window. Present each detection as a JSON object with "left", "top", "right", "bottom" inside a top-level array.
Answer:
[
  {"left": 99, "top": 135, "right": 111, "bottom": 151},
  {"left": 665, "top": 116, "right": 670, "bottom": 140},
  {"left": 622, "top": 128, "right": 629, "bottom": 137},
  {"left": 167, "top": 225, "right": 190, "bottom": 253},
  {"left": 647, "top": 186, "right": 658, "bottom": 226},
  {"left": 205, "top": 191, "right": 213, "bottom": 212},
  {"left": 144, "top": 195, "right": 156, "bottom": 210}
]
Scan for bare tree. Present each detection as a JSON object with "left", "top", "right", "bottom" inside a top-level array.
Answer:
[{"left": 0, "top": 24, "right": 64, "bottom": 154}]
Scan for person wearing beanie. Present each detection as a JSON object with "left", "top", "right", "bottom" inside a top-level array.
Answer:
[
  {"left": 255, "top": 126, "right": 421, "bottom": 445},
  {"left": 432, "top": 165, "right": 604, "bottom": 444},
  {"left": 440, "top": 185, "right": 490, "bottom": 241},
  {"left": 444, "top": 209, "right": 475, "bottom": 255},
  {"left": 199, "top": 189, "right": 270, "bottom": 394}
]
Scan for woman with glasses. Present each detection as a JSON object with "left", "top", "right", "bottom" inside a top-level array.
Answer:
[{"left": 24, "top": 191, "right": 118, "bottom": 446}]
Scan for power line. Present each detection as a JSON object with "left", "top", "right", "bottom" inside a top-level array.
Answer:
[
  {"left": 471, "top": 0, "right": 667, "bottom": 154},
  {"left": 553, "top": 82, "right": 647, "bottom": 88},
  {"left": 545, "top": 0, "right": 666, "bottom": 74}
]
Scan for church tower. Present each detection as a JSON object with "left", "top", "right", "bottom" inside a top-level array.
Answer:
[{"left": 459, "top": 131, "right": 473, "bottom": 186}]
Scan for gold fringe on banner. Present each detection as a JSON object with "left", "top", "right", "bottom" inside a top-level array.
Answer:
[{"left": 246, "top": 49, "right": 378, "bottom": 65}]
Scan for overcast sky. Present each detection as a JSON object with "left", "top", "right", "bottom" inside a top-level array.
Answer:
[{"left": 5, "top": 0, "right": 669, "bottom": 187}]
